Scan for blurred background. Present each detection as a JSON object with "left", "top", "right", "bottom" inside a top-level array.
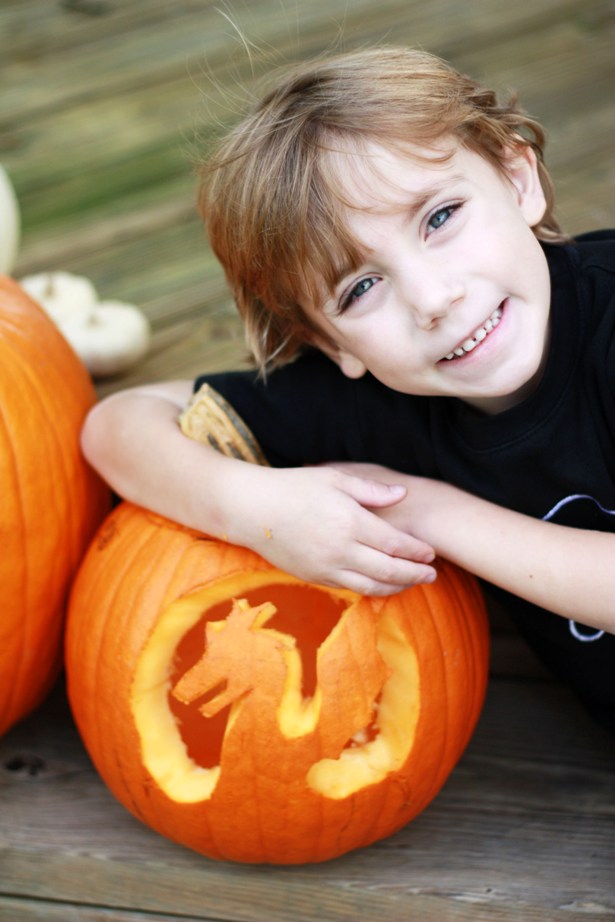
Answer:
[{"left": 2, "top": 0, "right": 614, "bottom": 395}]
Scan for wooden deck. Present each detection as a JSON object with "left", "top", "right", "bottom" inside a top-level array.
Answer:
[{"left": 1, "top": 0, "right": 615, "bottom": 919}]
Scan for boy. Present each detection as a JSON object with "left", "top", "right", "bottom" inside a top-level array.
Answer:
[{"left": 82, "top": 48, "right": 615, "bottom": 729}]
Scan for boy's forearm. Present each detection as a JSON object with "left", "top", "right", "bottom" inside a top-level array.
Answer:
[
  {"left": 396, "top": 477, "right": 615, "bottom": 634},
  {"left": 81, "top": 386, "right": 259, "bottom": 541},
  {"left": 82, "top": 407, "right": 438, "bottom": 593}
]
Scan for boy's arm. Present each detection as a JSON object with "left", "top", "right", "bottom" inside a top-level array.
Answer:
[
  {"left": 357, "top": 467, "right": 615, "bottom": 634},
  {"left": 80, "top": 384, "right": 437, "bottom": 594}
]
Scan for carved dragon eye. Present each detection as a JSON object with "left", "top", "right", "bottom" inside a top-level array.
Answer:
[{"left": 66, "top": 505, "right": 489, "bottom": 865}]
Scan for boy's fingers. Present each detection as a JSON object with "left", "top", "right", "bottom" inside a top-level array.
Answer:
[
  {"left": 376, "top": 530, "right": 435, "bottom": 564},
  {"left": 342, "top": 541, "right": 438, "bottom": 592},
  {"left": 341, "top": 473, "right": 407, "bottom": 508},
  {"left": 354, "top": 514, "right": 435, "bottom": 564},
  {"left": 338, "top": 560, "right": 438, "bottom": 597}
]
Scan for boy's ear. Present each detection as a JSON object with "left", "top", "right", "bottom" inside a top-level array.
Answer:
[
  {"left": 504, "top": 145, "right": 547, "bottom": 228},
  {"left": 333, "top": 349, "right": 368, "bottom": 379},
  {"left": 307, "top": 330, "right": 368, "bottom": 379}
]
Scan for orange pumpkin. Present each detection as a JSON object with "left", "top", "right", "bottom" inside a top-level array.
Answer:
[
  {"left": 66, "top": 501, "right": 489, "bottom": 864},
  {"left": 0, "top": 275, "right": 110, "bottom": 736}
]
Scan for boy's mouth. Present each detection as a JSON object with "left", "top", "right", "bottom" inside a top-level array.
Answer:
[{"left": 442, "top": 304, "right": 503, "bottom": 361}]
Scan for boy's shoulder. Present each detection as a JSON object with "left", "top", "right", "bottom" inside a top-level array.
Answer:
[
  {"left": 547, "top": 230, "right": 615, "bottom": 306},
  {"left": 546, "top": 231, "right": 615, "bottom": 329},
  {"left": 569, "top": 229, "right": 615, "bottom": 273}
]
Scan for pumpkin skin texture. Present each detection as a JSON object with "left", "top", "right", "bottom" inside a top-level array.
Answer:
[
  {"left": 0, "top": 275, "right": 110, "bottom": 736},
  {"left": 66, "top": 501, "right": 489, "bottom": 864}
]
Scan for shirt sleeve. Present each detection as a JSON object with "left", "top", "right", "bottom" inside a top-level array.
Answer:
[{"left": 193, "top": 350, "right": 365, "bottom": 467}]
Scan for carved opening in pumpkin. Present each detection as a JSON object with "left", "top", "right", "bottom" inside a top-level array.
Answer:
[
  {"left": 131, "top": 572, "right": 420, "bottom": 804},
  {"left": 168, "top": 583, "right": 347, "bottom": 769},
  {"left": 131, "top": 571, "right": 354, "bottom": 802},
  {"left": 307, "top": 608, "right": 420, "bottom": 799}
]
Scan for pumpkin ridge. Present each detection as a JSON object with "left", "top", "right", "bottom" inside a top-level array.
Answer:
[
  {"left": 2, "top": 340, "right": 85, "bottom": 719},
  {"left": 392, "top": 589, "right": 450, "bottom": 809},
  {"left": 1, "top": 276, "right": 109, "bottom": 735},
  {"left": 446, "top": 567, "right": 489, "bottom": 740},
  {"left": 0, "top": 399, "right": 30, "bottom": 724},
  {"left": 4, "top": 304, "right": 97, "bottom": 572},
  {"left": 99, "top": 515, "right": 191, "bottom": 797},
  {"left": 449, "top": 574, "right": 479, "bottom": 733},
  {"left": 436, "top": 576, "right": 476, "bottom": 785}
]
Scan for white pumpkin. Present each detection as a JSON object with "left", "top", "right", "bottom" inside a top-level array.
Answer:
[
  {"left": 20, "top": 271, "right": 98, "bottom": 323},
  {"left": 64, "top": 300, "right": 151, "bottom": 377},
  {"left": 20, "top": 271, "right": 151, "bottom": 378},
  {"left": 0, "top": 165, "right": 21, "bottom": 274}
]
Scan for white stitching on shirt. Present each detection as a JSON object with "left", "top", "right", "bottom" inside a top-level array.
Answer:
[{"left": 542, "top": 494, "right": 611, "bottom": 644}]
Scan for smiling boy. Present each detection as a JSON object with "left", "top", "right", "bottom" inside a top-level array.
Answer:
[
  {"left": 82, "top": 47, "right": 615, "bottom": 729},
  {"left": 297, "top": 141, "right": 551, "bottom": 412}
]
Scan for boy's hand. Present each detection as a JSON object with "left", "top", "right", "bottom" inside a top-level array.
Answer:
[{"left": 232, "top": 465, "right": 436, "bottom": 596}]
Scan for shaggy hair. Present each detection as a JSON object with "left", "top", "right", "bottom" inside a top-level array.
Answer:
[{"left": 198, "top": 47, "right": 567, "bottom": 370}]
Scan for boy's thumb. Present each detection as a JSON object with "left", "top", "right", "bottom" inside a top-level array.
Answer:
[{"left": 346, "top": 476, "right": 407, "bottom": 508}]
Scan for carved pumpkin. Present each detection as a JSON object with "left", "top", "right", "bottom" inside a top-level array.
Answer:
[
  {"left": 0, "top": 275, "right": 110, "bottom": 736},
  {"left": 66, "top": 501, "right": 489, "bottom": 864}
]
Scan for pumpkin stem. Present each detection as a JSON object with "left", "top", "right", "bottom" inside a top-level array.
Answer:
[{"left": 179, "top": 383, "right": 269, "bottom": 465}]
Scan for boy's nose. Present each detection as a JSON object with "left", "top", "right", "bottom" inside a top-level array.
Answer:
[{"left": 401, "top": 264, "right": 465, "bottom": 331}]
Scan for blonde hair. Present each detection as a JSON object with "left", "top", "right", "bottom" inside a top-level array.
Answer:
[{"left": 198, "top": 47, "right": 567, "bottom": 371}]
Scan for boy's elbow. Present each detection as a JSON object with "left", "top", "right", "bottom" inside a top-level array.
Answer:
[{"left": 80, "top": 401, "right": 114, "bottom": 477}]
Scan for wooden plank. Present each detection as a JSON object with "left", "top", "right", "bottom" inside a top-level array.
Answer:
[
  {"left": 455, "top": 11, "right": 615, "bottom": 116},
  {"left": 0, "top": 0, "right": 202, "bottom": 61},
  {"left": 1, "top": 0, "right": 608, "bottom": 124},
  {"left": 0, "top": 896, "right": 215, "bottom": 922},
  {"left": 2, "top": 836, "right": 614, "bottom": 922}
]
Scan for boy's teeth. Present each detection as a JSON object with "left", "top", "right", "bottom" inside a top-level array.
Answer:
[{"left": 444, "top": 307, "right": 502, "bottom": 360}]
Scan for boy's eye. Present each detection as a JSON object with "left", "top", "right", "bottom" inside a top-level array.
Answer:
[
  {"left": 427, "top": 203, "right": 460, "bottom": 233},
  {"left": 340, "top": 275, "right": 379, "bottom": 311},
  {"left": 351, "top": 276, "right": 378, "bottom": 299}
]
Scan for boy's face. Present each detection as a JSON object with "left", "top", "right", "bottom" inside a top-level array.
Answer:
[{"left": 304, "top": 140, "right": 551, "bottom": 414}]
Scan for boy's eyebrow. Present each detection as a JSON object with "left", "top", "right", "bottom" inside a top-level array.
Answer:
[{"left": 397, "top": 173, "right": 465, "bottom": 221}]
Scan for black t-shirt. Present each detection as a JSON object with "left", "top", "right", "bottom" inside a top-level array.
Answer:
[{"left": 196, "top": 231, "right": 615, "bottom": 719}]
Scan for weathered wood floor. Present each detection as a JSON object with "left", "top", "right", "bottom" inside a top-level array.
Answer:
[
  {"left": 1, "top": 0, "right": 615, "bottom": 920},
  {"left": 1, "top": 672, "right": 614, "bottom": 922}
]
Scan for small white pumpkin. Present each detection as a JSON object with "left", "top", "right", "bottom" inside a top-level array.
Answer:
[
  {"left": 20, "top": 271, "right": 151, "bottom": 378},
  {"left": 0, "top": 165, "right": 21, "bottom": 274},
  {"left": 20, "top": 271, "right": 98, "bottom": 323},
  {"left": 65, "top": 300, "right": 151, "bottom": 378}
]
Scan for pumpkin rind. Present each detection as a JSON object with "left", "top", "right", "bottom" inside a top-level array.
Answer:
[
  {"left": 66, "top": 501, "right": 489, "bottom": 864},
  {"left": 0, "top": 275, "right": 110, "bottom": 736}
]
